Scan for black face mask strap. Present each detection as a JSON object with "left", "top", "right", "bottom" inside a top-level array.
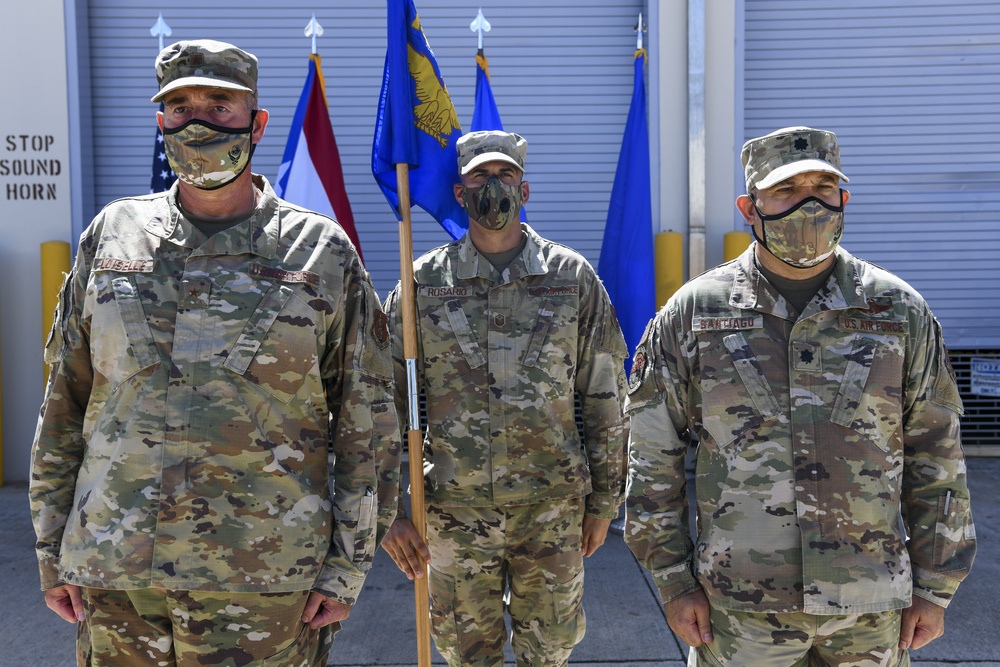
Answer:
[
  {"left": 749, "top": 193, "right": 770, "bottom": 252},
  {"left": 753, "top": 189, "right": 845, "bottom": 222},
  {"left": 163, "top": 109, "right": 258, "bottom": 136}
]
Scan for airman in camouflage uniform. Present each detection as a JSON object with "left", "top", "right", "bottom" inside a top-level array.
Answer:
[
  {"left": 626, "top": 126, "right": 976, "bottom": 666},
  {"left": 29, "top": 40, "right": 401, "bottom": 666},
  {"left": 381, "top": 130, "right": 628, "bottom": 667}
]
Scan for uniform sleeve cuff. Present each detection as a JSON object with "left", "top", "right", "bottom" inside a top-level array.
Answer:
[
  {"left": 312, "top": 566, "right": 366, "bottom": 607},
  {"left": 912, "top": 565, "right": 961, "bottom": 608},
  {"left": 585, "top": 492, "right": 621, "bottom": 520},
  {"left": 38, "top": 558, "right": 62, "bottom": 590},
  {"left": 653, "top": 562, "right": 700, "bottom": 606}
]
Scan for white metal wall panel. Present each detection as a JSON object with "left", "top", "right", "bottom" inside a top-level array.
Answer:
[
  {"left": 81, "top": 0, "right": 643, "bottom": 298},
  {"left": 743, "top": 0, "right": 1000, "bottom": 349}
]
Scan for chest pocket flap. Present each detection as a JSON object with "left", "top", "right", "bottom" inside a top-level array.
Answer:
[
  {"left": 724, "top": 332, "right": 780, "bottom": 419},
  {"left": 111, "top": 276, "right": 160, "bottom": 370},
  {"left": 522, "top": 298, "right": 556, "bottom": 367},
  {"left": 225, "top": 283, "right": 294, "bottom": 376},
  {"left": 444, "top": 299, "right": 486, "bottom": 369}
]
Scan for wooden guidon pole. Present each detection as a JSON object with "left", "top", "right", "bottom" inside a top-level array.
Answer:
[{"left": 394, "top": 162, "right": 433, "bottom": 667}]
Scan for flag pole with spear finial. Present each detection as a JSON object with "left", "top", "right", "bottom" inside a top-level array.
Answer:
[{"left": 395, "top": 160, "right": 432, "bottom": 667}]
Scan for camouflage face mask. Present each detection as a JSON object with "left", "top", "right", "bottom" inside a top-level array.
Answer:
[
  {"left": 753, "top": 191, "right": 844, "bottom": 268},
  {"left": 163, "top": 111, "right": 256, "bottom": 190},
  {"left": 462, "top": 175, "right": 523, "bottom": 231}
]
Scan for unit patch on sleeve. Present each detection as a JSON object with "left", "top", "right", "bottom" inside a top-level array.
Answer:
[
  {"left": 373, "top": 310, "right": 390, "bottom": 349},
  {"left": 628, "top": 346, "right": 649, "bottom": 394}
]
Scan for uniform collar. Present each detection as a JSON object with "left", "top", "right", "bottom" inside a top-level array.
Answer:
[
  {"left": 455, "top": 223, "right": 547, "bottom": 282},
  {"left": 143, "top": 173, "right": 280, "bottom": 259},
  {"left": 730, "top": 244, "right": 868, "bottom": 315}
]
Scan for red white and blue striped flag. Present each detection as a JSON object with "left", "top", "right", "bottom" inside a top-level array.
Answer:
[{"left": 277, "top": 54, "right": 362, "bottom": 260}]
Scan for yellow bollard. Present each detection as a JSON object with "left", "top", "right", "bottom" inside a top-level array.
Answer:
[
  {"left": 655, "top": 231, "right": 684, "bottom": 309},
  {"left": 724, "top": 231, "right": 752, "bottom": 263},
  {"left": 41, "top": 241, "right": 71, "bottom": 385}
]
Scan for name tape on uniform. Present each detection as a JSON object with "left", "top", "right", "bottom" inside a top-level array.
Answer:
[
  {"left": 421, "top": 287, "right": 469, "bottom": 297},
  {"left": 838, "top": 317, "right": 907, "bottom": 335},
  {"left": 249, "top": 263, "right": 319, "bottom": 286},
  {"left": 94, "top": 258, "right": 155, "bottom": 273},
  {"left": 692, "top": 315, "right": 763, "bottom": 331}
]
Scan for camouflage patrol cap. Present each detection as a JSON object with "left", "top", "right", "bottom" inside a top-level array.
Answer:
[
  {"left": 151, "top": 40, "right": 258, "bottom": 103},
  {"left": 741, "top": 126, "right": 849, "bottom": 191},
  {"left": 457, "top": 130, "right": 527, "bottom": 175}
]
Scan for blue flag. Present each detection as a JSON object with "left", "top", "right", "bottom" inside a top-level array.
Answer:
[
  {"left": 471, "top": 51, "right": 503, "bottom": 132},
  {"left": 470, "top": 50, "right": 526, "bottom": 222},
  {"left": 599, "top": 50, "right": 655, "bottom": 372},
  {"left": 372, "top": 0, "right": 467, "bottom": 239},
  {"left": 150, "top": 103, "right": 176, "bottom": 193}
]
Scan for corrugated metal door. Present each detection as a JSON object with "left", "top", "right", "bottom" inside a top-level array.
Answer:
[
  {"left": 81, "top": 0, "right": 643, "bottom": 297},
  {"left": 743, "top": 0, "right": 1000, "bottom": 350}
]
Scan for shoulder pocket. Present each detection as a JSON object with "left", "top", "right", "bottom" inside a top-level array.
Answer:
[
  {"left": 357, "top": 282, "right": 393, "bottom": 382},
  {"left": 929, "top": 319, "right": 963, "bottom": 415},
  {"left": 624, "top": 333, "right": 664, "bottom": 413},
  {"left": 43, "top": 272, "right": 73, "bottom": 365}
]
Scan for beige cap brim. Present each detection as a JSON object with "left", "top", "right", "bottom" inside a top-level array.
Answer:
[
  {"left": 753, "top": 158, "right": 849, "bottom": 191},
  {"left": 151, "top": 77, "right": 255, "bottom": 103},
  {"left": 460, "top": 152, "right": 524, "bottom": 175}
]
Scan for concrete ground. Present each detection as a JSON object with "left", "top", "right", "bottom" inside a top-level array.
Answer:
[{"left": 3, "top": 457, "right": 997, "bottom": 666}]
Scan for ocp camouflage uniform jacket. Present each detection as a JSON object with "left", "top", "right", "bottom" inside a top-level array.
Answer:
[
  {"left": 626, "top": 245, "right": 976, "bottom": 615},
  {"left": 385, "top": 224, "right": 628, "bottom": 519},
  {"left": 30, "top": 175, "right": 401, "bottom": 606}
]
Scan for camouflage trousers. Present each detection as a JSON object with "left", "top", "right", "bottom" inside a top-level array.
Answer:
[
  {"left": 426, "top": 499, "right": 587, "bottom": 667},
  {"left": 76, "top": 587, "right": 334, "bottom": 666},
  {"left": 688, "top": 605, "right": 908, "bottom": 667}
]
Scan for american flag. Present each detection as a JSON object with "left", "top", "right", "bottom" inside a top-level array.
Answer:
[{"left": 150, "top": 104, "right": 176, "bottom": 193}]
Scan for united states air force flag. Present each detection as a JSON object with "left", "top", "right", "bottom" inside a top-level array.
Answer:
[
  {"left": 372, "top": 0, "right": 467, "bottom": 239},
  {"left": 471, "top": 49, "right": 526, "bottom": 222},
  {"left": 276, "top": 53, "right": 363, "bottom": 260},
  {"left": 599, "top": 49, "right": 654, "bottom": 372},
  {"left": 471, "top": 50, "right": 503, "bottom": 133}
]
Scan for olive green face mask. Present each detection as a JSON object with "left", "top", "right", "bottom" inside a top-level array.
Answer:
[
  {"left": 163, "top": 111, "right": 256, "bottom": 190},
  {"left": 753, "top": 191, "right": 845, "bottom": 268}
]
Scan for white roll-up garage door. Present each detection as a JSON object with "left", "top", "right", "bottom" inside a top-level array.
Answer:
[
  {"left": 78, "top": 0, "right": 644, "bottom": 297},
  {"left": 743, "top": 0, "right": 1000, "bottom": 350}
]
